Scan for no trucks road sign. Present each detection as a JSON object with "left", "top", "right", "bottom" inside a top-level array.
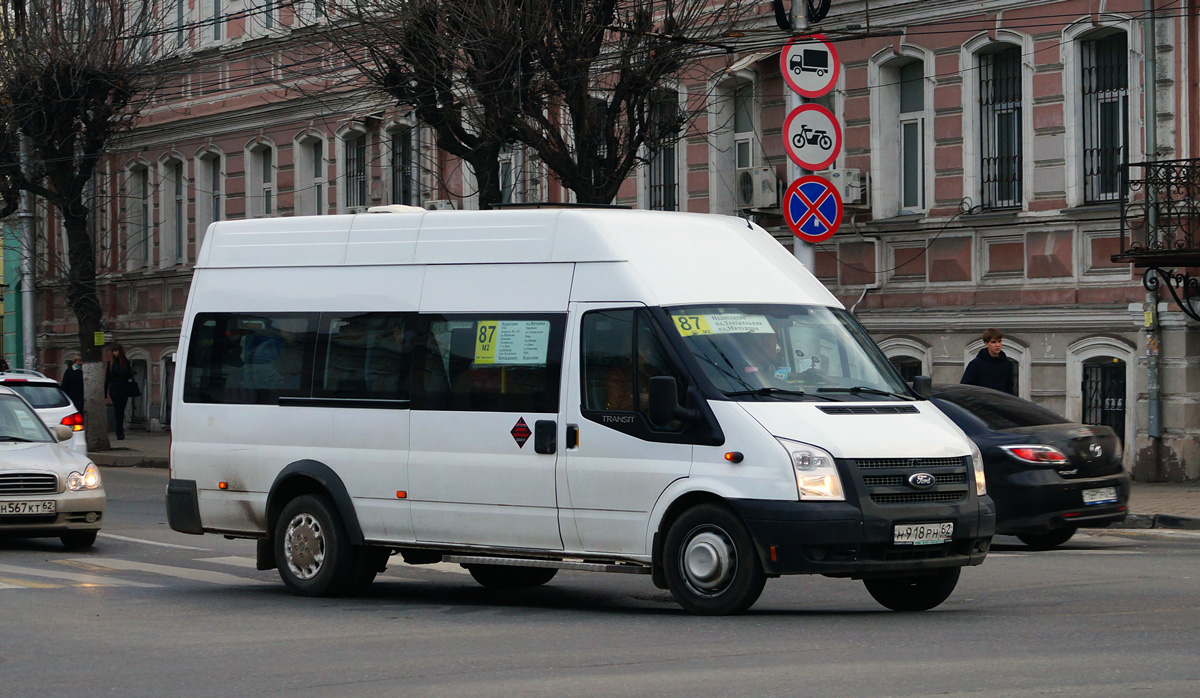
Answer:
[
  {"left": 781, "top": 35, "right": 840, "bottom": 98},
  {"left": 784, "top": 175, "right": 843, "bottom": 243}
]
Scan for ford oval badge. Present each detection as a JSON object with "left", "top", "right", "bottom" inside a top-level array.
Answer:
[{"left": 908, "top": 472, "right": 936, "bottom": 489}]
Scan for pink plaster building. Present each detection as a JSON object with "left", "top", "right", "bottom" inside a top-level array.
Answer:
[{"left": 28, "top": 1, "right": 1199, "bottom": 479}]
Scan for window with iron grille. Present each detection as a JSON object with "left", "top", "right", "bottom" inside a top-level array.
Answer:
[
  {"left": 1081, "top": 33, "right": 1128, "bottom": 203},
  {"left": 979, "top": 47, "right": 1023, "bottom": 210},
  {"left": 345, "top": 135, "right": 367, "bottom": 209},
  {"left": 391, "top": 128, "right": 413, "bottom": 206},
  {"left": 648, "top": 94, "right": 679, "bottom": 211}
]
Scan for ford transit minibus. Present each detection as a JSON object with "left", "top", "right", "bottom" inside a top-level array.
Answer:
[{"left": 167, "top": 207, "right": 994, "bottom": 615}]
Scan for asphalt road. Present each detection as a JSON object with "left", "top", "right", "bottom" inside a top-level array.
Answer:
[{"left": 2, "top": 467, "right": 1198, "bottom": 698}]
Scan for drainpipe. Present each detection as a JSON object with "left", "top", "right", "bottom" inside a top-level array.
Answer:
[
  {"left": 18, "top": 135, "right": 36, "bottom": 371},
  {"left": 1143, "top": 0, "right": 1162, "bottom": 475}
]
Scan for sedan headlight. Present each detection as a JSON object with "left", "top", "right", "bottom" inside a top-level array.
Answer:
[
  {"left": 777, "top": 438, "right": 844, "bottom": 501},
  {"left": 970, "top": 440, "right": 987, "bottom": 496},
  {"left": 67, "top": 463, "right": 102, "bottom": 491}
]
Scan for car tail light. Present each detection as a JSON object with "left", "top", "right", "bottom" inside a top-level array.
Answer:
[
  {"left": 1001, "top": 445, "right": 1068, "bottom": 464},
  {"left": 60, "top": 412, "right": 85, "bottom": 432}
]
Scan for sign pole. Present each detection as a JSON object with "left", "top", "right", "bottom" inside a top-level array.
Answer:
[
  {"left": 788, "top": 90, "right": 814, "bottom": 270},
  {"left": 789, "top": 7, "right": 812, "bottom": 270}
]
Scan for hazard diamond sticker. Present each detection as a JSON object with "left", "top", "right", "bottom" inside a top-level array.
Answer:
[{"left": 511, "top": 418, "right": 532, "bottom": 448}]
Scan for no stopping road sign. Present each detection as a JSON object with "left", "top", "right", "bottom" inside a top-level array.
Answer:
[{"left": 784, "top": 175, "right": 843, "bottom": 242}]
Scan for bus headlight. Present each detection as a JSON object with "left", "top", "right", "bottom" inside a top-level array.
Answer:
[
  {"left": 777, "top": 438, "right": 844, "bottom": 501},
  {"left": 970, "top": 441, "right": 987, "bottom": 496}
]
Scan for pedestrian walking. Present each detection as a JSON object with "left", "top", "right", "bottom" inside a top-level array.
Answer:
[
  {"left": 104, "top": 345, "right": 137, "bottom": 440},
  {"left": 61, "top": 357, "right": 85, "bottom": 412},
  {"left": 961, "top": 328, "right": 1015, "bottom": 395}
]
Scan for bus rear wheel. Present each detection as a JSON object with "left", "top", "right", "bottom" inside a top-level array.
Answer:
[{"left": 275, "top": 493, "right": 361, "bottom": 597}]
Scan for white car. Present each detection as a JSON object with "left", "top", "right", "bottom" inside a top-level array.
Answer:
[
  {"left": 0, "top": 386, "right": 104, "bottom": 549},
  {"left": 0, "top": 370, "right": 87, "bottom": 455}
]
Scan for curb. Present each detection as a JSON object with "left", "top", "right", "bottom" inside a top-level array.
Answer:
[
  {"left": 91, "top": 453, "right": 169, "bottom": 469},
  {"left": 1107, "top": 513, "right": 1200, "bottom": 531}
]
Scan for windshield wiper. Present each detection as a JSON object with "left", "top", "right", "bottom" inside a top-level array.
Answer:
[
  {"left": 0, "top": 436, "right": 37, "bottom": 442},
  {"left": 725, "top": 387, "right": 839, "bottom": 401},
  {"left": 817, "top": 386, "right": 916, "bottom": 401}
]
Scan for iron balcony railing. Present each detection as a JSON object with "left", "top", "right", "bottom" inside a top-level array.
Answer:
[{"left": 1117, "top": 157, "right": 1200, "bottom": 323}]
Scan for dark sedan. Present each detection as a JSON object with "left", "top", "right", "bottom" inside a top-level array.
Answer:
[{"left": 930, "top": 384, "right": 1128, "bottom": 549}]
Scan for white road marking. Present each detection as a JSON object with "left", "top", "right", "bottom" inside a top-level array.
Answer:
[
  {"left": 0, "top": 563, "right": 159, "bottom": 588},
  {"left": 0, "top": 580, "right": 26, "bottom": 589},
  {"left": 197, "top": 556, "right": 258, "bottom": 569},
  {"left": 71, "top": 558, "right": 268, "bottom": 586},
  {"left": 97, "top": 533, "right": 210, "bottom": 551}
]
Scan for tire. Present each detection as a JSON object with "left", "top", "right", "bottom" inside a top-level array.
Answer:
[
  {"left": 863, "top": 567, "right": 961, "bottom": 612},
  {"left": 661, "top": 503, "right": 766, "bottom": 615},
  {"left": 466, "top": 564, "right": 558, "bottom": 590},
  {"left": 1017, "top": 526, "right": 1077, "bottom": 550},
  {"left": 60, "top": 530, "right": 98, "bottom": 550},
  {"left": 274, "top": 494, "right": 361, "bottom": 597}
]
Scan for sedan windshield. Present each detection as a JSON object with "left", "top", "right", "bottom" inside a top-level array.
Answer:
[
  {"left": 664, "top": 304, "right": 912, "bottom": 401},
  {"left": 0, "top": 395, "right": 54, "bottom": 442}
]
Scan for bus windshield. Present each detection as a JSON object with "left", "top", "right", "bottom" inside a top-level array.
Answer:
[{"left": 663, "top": 304, "right": 913, "bottom": 401}]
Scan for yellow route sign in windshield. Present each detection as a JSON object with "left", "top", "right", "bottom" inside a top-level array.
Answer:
[{"left": 673, "top": 313, "right": 774, "bottom": 336}]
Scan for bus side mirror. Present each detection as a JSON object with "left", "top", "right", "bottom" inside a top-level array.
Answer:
[
  {"left": 648, "top": 376, "right": 698, "bottom": 426},
  {"left": 911, "top": 375, "right": 932, "bottom": 400}
]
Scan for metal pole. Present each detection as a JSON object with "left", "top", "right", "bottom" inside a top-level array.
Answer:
[
  {"left": 789, "top": 6, "right": 815, "bottom": 270},
  {"left": 1143, "top": 0, "right": 1162, "bottom": 466},
  {"left": 18, "top": 134, "right": 36, "bottom": 371}
]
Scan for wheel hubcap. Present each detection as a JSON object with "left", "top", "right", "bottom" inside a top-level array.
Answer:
[
  {"left": 284, "top": 513, "right": 325, "bottom": 580},
  {"left": 681, "top": 527, "right": 736, "bottom": 596}
]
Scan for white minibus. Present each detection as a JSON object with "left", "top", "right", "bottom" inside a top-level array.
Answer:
[{"left": 167, "top": 207, "right": 994, "bottom": 615}]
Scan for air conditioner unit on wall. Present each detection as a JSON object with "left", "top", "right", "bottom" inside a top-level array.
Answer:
[
  {"left": 735, "top": 166, "right": 779, "bottom": 210},
  {"left": 424, "top": 199, "right": 456, "bottom": 211},
  {"left": 817, "top": 168, "right": 869, "bottom": 207}
]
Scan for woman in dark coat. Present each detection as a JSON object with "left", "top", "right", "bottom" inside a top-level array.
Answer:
[{"left": 104, "top": 346, "right": 134, "bottom": 440}]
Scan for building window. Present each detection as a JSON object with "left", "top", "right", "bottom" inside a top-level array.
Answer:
[
  {"left": 648, "top": 92, "right": 680, "bottom": 211},
  {"left": 171, "top": 161, "right": 185, "bottom": 264},
  {"left": 979, "top": 47, "right": 1023, "bottom": 209},
  {"left": 345, "top": 134, "right": 367, "bottom": 209},
  {"left": 130, "top": 167, "right": 151, "bottom": 268},
  {"left": 733, "top": 82, "right": 755, "bottom": 169},
  {"left": 898, "top": 61, "right": 925, "bottom": 211},
  {"left": 211, "top": 0, "right": 222, "bottom": 41},
  {"left": 196, "top": 153, "right": 221, "bottom": 249},
  {"left": 175, "top": 0, "right": 186, "bottom": 47},
  {"left": 296, "top": 138, "right": 326, "bottom": 215},
  {"left": 248, "top": 145, "right": 274, "bottom": 217},
  {"left": 390, "top": 128, "right": 414, "bottom": 206},
  {"left": 499, "top": 146, "right": 524, "bottom": 205},
  {"left": 262, "top": 0, "right": 275, "bottom": 31},
  {"left": 1081, "top": 33, "right": 1128, "bottom": 203}
]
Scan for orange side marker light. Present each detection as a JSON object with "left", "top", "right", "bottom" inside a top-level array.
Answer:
[
  {"left": 396, "top": 491, "right": 407, "bottom": 499},
  {"left": 218, "top": 482, "right": 228, "bottom": 490}
]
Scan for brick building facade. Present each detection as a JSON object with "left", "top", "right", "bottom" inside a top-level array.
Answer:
[{"left": 25, "top": 1, "right": 1199, "bottom": 479}]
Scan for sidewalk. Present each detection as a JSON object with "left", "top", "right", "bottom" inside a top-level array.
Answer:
[{"left": 88, "top": 429, "right": 1200, "bottom": 530}]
